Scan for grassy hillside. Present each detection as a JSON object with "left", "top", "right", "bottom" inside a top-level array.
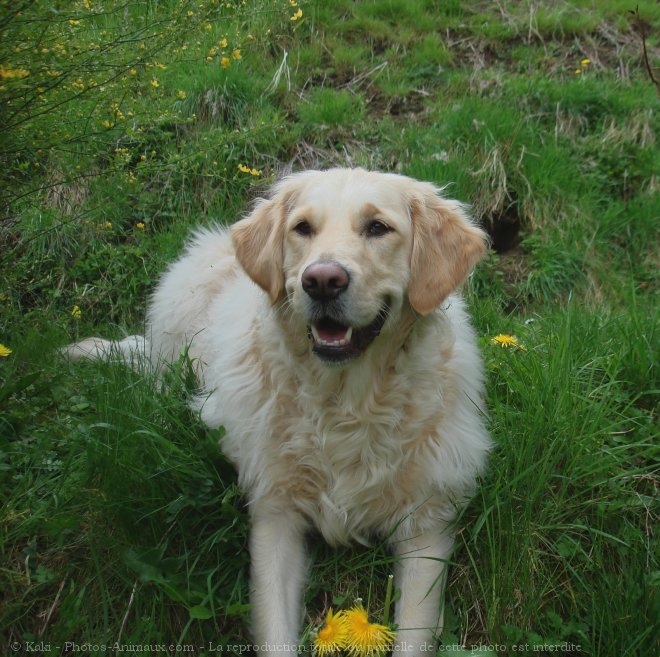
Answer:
[{"left": 1, "top": 1, "right": 658, "bottom": 655}]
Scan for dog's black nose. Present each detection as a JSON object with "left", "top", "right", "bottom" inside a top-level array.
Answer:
[{"left": 302, "top": 262, "right": 350, "bottom": 301}]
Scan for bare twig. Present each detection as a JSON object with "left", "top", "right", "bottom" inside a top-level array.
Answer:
[
  {"left": 630, "top": 6, "right": 660, "bottom": 98},
  {"left": 40, "top": 577, "right": 67, "bottom": 637},
  {"left": 117, "top": 580, "right": 138, "bottom": 644}
]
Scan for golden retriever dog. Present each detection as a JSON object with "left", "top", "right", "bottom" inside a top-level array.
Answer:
[{"left": 65, "top": 168, "right": 491, "bottom": 655}]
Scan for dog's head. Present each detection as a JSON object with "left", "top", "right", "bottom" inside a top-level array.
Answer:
[{"left": 232, "top": 168, "right": 487, "bottom": 364}]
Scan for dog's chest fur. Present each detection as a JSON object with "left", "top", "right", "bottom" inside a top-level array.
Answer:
[
  {"left": 201, "top": 304, "right": 458, "bottom": 546},
  {"left": 265, "top": 377, "right": 447, "bottom": 545}
]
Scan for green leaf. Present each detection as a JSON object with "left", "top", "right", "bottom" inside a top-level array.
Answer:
[
  {"left": 0, "top": 371, "right": 42, "bottom": 403},
  {"left": 226, "top": 603, "right": 251, "bottom": 616},
  {"left": 189, "top": 605, "right": 213, "bottom": 620}
]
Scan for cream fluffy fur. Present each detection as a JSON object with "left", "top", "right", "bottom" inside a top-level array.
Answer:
[{"left": 65, "top": 168, "right": 491, "bottom": 656}]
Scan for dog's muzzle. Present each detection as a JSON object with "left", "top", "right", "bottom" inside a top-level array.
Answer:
[
  {"left": 307, "top": 309, "right": 390, "bottom": 363},
  {"left": 301, "top": 261, "right": 389, "bottom": 363}
]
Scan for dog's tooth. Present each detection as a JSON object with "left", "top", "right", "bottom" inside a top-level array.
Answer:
[{"left": 310, "top": 324, "right": 353, "bottom": 347}]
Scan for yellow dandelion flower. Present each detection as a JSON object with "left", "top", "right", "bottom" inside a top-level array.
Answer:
[
  {"left": 580, "top": 58, "right": 591, "bottom": 66},
  {"left": 150, "top": 79, "right": 159, "bottom": 88},
  {"left": 136, "top": 222, "right": 145, "bottom": 230},
  {"left": 291, "top": 8, "right": 303, "bottom": 21},
  {"left": 101, "top": 221, "right": 112, "bottom": 229},
  {"left": 238, "top": 163, "right": 251, "bottom": 173},
  {"left": 314, "top": 609, "right": 349, "bottom": 657},
  {"left": 289, "top": 0, "right": 298, "bottom": 6},
  {"left": 221, "top": 57, "right": 231, "bottom": 68},
  {"left": 490, "top": 334, "right": 525, "bottom": 350},
  {"left": 343, "top": 606, "right": 396, "bottom": 657},
  {"left": 574, "top": 68, "right": 582, "bottom": 75},
  {"left": 68, "top": 19, "right": 80, "bottom": 25},
  {"left": 0, "top": 64, "right": 29, "bottom": 79},
  {"left": 250, "top": 168, "right": 261, "bottom": 176},
  {"left": 231, "top": 48, "right": 241, "bottom": 60},
  {"left": 0, "top": 343, "right": 12, "bottom": 357},
  {"left": 71, "top": 305, "right": 82, "bottom": 320},
  {"left": 177, "top": 90, "right": 186, "bottom": 99},
  {"left": 204, "top": 22, "right": 212, "bottom": 30},
  {"left": 129, "top": 68, "right": 137, "bottom": 76},
  {"left": 218, "top": 38, "right": 228, "bottom": 48},
  {"left": 101, "top": 120, "right": 112, "bottom": 128}
]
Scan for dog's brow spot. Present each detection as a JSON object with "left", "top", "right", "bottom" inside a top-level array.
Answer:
[{"left": 360, "top": 202, "right": 384, "bottom": 218}]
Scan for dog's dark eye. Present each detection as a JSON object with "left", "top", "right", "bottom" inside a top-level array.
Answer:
[
  {"left": 293, "top": 220, "right": 313, "bottom": 237},
  {"left": 365, "top": 220, "right": 392, "bottom": 238}
]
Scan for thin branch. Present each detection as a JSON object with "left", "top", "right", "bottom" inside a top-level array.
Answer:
[{"left": 630, "top": 6, "right": 660, "bottom": 98}]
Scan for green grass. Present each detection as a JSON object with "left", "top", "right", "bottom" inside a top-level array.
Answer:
[
  {"left": 297, "top": 87, "right": 366, "bottom": 139},
  {"left": 1, "top": 0, "right": 658, "bottom": 655},
  {"left": 463, "top": 300, "right": 657, "bottom": 648}
]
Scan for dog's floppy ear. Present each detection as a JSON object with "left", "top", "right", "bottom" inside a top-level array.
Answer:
[
  {"left": 408, "top": 183, "right": 488, "bottom": 316},
  {"left": 231, "top": 192, "right": 289, "bottom": 304}
]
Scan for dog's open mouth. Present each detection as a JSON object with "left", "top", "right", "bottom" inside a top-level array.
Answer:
[{"left": 308, "top": 307, "right": 389, "bottom": 363}]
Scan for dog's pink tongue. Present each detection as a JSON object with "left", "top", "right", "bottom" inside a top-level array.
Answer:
[{"left": 317, "top": 326, "right": 349, "bottom": 342}]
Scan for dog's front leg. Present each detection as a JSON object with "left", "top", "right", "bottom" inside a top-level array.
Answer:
[
  {"left": 249, "top": 506, "right": 307, "bottom": 656},
  {"left": 393, "top": 526, "right": 454, "bottom": 656}
]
